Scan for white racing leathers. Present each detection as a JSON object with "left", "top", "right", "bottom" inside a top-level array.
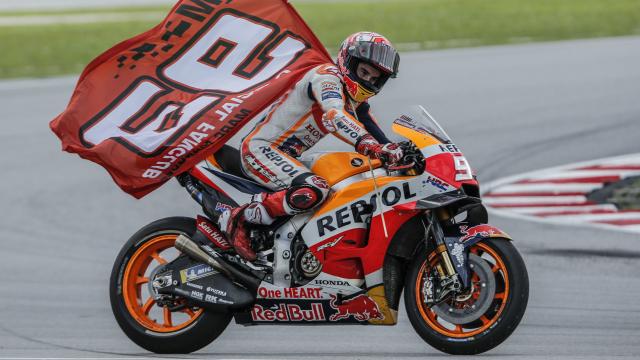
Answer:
[{"left": 240, "top": 63, "right": 389, "bottom": 193}]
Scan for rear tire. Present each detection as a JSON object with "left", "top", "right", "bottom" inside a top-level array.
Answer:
[
  {"left": 405, "top": 238, "right": 528, "bottom": 355},
  {"left": 110, "top": 217, "right": 231, "bottom": 353}
]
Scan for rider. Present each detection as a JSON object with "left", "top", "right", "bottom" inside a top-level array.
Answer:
[{"left": 218, "top": 32, "right": 403, "bottom": 261}]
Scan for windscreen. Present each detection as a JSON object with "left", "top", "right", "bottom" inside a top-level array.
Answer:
[{"left": 392, "top": 105, "right": 453, "bottom": 144}]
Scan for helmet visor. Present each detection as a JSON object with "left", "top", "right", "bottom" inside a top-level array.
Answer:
[{"left": 348, "top": 42, "right": 400, "bottom": 77}]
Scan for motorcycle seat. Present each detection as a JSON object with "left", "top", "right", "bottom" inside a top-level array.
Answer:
[
  {"left": 213, "top": 145, "right": 247, "bottom": 179},
  {"left": 207, "top": 145, "right": 272, "bottom": 194}
]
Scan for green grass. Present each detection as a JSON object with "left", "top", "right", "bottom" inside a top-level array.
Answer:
[
  {"left": 0, "top": 6, "right": 171, "bottom": 17},
  {"left": 1, "top": 0, "right": 639, "bottom": 79}
]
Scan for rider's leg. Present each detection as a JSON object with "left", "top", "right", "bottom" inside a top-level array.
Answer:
[{"left": 218, "top": 145, "right": 330, "bottom": 260}]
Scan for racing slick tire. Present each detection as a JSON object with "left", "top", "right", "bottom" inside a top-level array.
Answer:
[
  {"left": 110, "top": 217, "right": 231, "bottom": 353},
  {"left": 405, "top": 238, "right": 529, "bottom": 355}
]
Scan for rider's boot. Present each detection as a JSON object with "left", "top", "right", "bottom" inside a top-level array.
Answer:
[{"left": 217, "top": 191, "right": 288, "bottom": 261}]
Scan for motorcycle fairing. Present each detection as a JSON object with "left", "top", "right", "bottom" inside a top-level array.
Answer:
[
  {"left": 392, "top": 117, "right": 477, "bottom": 189},
  {"left": 183, "top": 110, "right": 503, "bottom": 327},
  {"left": 302, "top": 151, "right": 383, "bottom": 187},
  {"left": 290, "top": 174, "right": 433, "bottom": 325},
  {"left": 303, "top": 175, "right": 433, "bottom": 247},
  {"left": 300, "top": 175, "right": 432, "bottom": 283},
  {"left": 234, "top": 283, "right": 389, "bottom": 325}
]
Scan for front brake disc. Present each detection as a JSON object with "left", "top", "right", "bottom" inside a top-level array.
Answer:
[{"left": 432, "top": 253, "right": 496, "bottom": 324}]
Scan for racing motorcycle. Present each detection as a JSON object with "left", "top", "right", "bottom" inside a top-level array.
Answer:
[{"left": 110, "top": 105, "right": 529, "bottom": 355}]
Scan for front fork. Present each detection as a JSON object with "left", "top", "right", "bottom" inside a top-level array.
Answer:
[{"left": 422, "top": 209, "right": 471, "bottom": 305}]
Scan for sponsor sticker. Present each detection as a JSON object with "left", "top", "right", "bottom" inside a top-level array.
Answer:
[
  {"left": 329, "top": 294, "right": 384, "bottom": 321},
  {"left": 309, "top": 175, "right": 329, "bottom": 189},
  {"left": 304, "top": 124, "right": 324, "bottom": 141},
  {"left": 251, "top": 303, "right": 326, "bottom": 322},
  {"left": 197, "top": 216, "right": 231, "bottom": 250},
  {"left": 179, "top": 264, "right": 216, "bottom": 283},
  {"left": 317, "top": 236, "right": 343, "bottom": 251},
  {"left": 316, "top": 182, "right": 418, "bottom": 237},
  {"left": 450, "top": 242, "right": 465, "bottom": 268},
  {"left": 278, "top": 136, "right": 306, "bottom": 157},
  {"left": 243, "top": 153, "right": 286, "bottom": 188},
  {"left": 439, "top": 143, "right": 460, "bottom": 153},
  {"left": 259, "top": 146, "right": 301, "bottom": 178},
  {"left": 207, "top": 286, "right": 228, "bottom": 297},
  {"left": 215, "top": 202, "right": 232, "bottom": 212},
  {"left": 190, "top": 290, "right": 204, "bottom": 300},
  {"left": 321, "top": 91, "right": 342, "bottom": 101},
  {"left": 186, "top": 282, "right": 204, "bottom": 290},
  {"left": 424, "top": 176, "right": 450, "bottom": 192},
  {"left": 313, "top": 279, "right": 351, "bottom": 287},
  {"left": 335, "top": 119, "right": 360, "bottom": 139},
  {"left": 459, "top": 224, "right": 503, "bottom": 242},
  {"left": 321, "top": 81, "right": 340, "bottom": 91},
  {"left": 258, "top": 286, "right": 323, "bottom": 299}
]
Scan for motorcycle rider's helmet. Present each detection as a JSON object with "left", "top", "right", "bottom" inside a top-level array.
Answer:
[{"left": 336, "top": 31, "right": 400, "bottom": 103}]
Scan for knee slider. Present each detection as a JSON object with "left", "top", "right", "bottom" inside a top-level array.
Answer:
[{"left": 286, "top": 173, "right": 330, "bottom": 212}]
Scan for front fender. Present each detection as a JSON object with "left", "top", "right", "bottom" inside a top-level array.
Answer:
[{"left": 456, "top": 224, "right": 512, "bottom": 247}]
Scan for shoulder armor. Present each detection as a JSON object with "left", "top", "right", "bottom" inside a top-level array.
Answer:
[{"left": 314, "top": 63, "right": 342, "bottom": 79}]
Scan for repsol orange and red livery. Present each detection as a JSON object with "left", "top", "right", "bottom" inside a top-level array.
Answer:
[
  {"left": 51, "top": 0, "right": 527, "bottom": 354},
  {"left": 110, "top": 104, "right": 528, "bottom": 355}
]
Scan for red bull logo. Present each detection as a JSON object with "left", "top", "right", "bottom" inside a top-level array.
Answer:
[
  {"left": 251, "top": 303, "right": 325, "bottom": 322},
  {"left": 459, "top": 224, "right": 502, "bottom": 243},
  {"left": 329, "top": 294, "right": 384, "bottom": 321}
]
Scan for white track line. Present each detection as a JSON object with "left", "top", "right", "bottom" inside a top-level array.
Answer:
[
  {"left": 542, "top": 212, "right": 640, "bottom": 222},
  {"left": 504, "top": 204, "right": 618, "bottom": 215},
  {"left": 486, "top": 182, "right": 602, "bottom": 194},
  {"left": 483, "top": 195, "right": 588, "bottom": 206},
  {"left": 521, "top": 169, "right": 640, "bottom": 181}
]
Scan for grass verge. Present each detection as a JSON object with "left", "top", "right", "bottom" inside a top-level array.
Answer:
[{"left": 1, "top": 0, "right": 639, "bottom": 78}]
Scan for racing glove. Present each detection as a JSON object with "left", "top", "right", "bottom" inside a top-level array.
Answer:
[{"left": 355, "top": 134, "right": 404, "bottom": 166}]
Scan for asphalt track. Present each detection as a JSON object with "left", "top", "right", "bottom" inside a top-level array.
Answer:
[{"left": 1, "top": 36, "right": 639, "bottom": 359}]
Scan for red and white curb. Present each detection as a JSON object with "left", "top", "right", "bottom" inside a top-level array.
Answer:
[{"left": 481, "top": 153, "right": 640, "bottom": 234}]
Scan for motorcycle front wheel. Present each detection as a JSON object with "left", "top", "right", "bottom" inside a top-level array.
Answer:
[
  {"left": 405, "top": 238, "right": 529, "bottom": 355},
  {"left": 109, "top": 217, "right": 231, "bottom": 353}
]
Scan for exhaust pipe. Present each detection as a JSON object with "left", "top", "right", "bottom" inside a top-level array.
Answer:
[{"left": 174, "top": 234, "right": 261, "bottom": 293}]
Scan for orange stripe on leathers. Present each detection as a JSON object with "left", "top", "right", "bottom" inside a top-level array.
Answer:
[{"left": 272, "top": 111, "right": 312, "bottom": 147}]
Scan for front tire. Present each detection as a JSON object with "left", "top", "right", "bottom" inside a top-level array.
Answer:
[
  {"left": 109, "top": 217, "right": 231, "bottom": 353},
  {"left": 405, "top": 238, "right": 529, "bottom": 355}
]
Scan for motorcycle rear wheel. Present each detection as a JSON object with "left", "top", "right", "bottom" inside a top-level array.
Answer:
[
  {"left": 110, "top": 217, "right": 231, "bottom": 353},
  {"left": 405, "top": 238, "right": 529, "bottom": 355}
]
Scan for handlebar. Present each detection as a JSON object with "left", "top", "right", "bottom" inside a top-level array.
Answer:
[{"left": 384, "top": 141, "right": 425, "bottom": 174}]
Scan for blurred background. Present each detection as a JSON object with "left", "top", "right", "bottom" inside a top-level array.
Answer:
[
  {"left": 1, "top": 0, "right": 639, "bottom": 358},
  {"left": 1, "top": 0, "right": 639, "bottom": 78}
]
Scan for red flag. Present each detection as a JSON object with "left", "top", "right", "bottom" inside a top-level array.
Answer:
[{"left": 50, "top": 0, "right": 331, "bottom": 198}]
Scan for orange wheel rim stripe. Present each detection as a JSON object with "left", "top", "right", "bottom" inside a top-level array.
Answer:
[
  {"left": 415, "top": 242, "right": 510, "bottom": 338},
  {"left": 122, "top": 234, "right": 203, "bottom": 333}
]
